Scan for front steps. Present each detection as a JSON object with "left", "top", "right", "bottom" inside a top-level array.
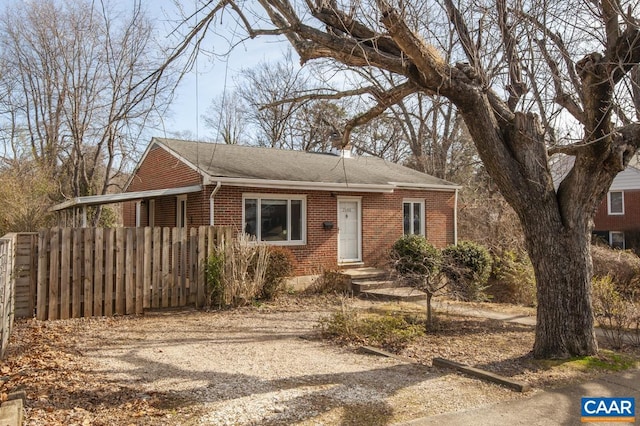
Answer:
[{"left": 340, "top": 267, "right": 426, "bottom": 303}]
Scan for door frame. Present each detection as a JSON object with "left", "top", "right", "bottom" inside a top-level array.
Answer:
[{"left": 337, "top": 196, "right": 362, "bottom": 264}]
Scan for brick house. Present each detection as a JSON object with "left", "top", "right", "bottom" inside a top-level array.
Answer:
[
  {"left": 553, "top": 156, "right": 640, "bottom": 253},
  {"left": 592, "top": 165, "right": 640, "bottom": 252},
  {"left": 57, "top": 138, "right": 461, "bottom": 275}
]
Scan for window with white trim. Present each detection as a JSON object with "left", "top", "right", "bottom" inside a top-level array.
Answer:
[
  {"left": 403, "top": 200, "right": 425, "bottom": 236},
  {"left": 608, "top": 191, "right": 624, "bottom": 215},
  {"left": 176, "top": 195, "right": 187, "bottom": 228},
  {"left": 243, "top": 195, "right": 305, "bottom": 244},
  {"left": 610, "top": 231, "right": 625, "bottom": 249}
]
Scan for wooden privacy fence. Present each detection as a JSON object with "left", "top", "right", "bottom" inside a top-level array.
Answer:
[
  {"left": 37, "top": 226, "right": 232, "bottom": 321},
  {"left": 0, "top": 235, "right": 17, "bottom": 358}
]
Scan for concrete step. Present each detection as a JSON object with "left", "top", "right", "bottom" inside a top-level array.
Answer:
[
  {"left": 360, "top": 286, "right": 427, "bottom": 302},
  {"left": 339, "top": 267, "right": 389, "bottom": 281},
  {"left": 351, "top": 279, "right": 397, "bottom": 295}
]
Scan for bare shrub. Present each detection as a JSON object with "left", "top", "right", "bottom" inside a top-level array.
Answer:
[
  {"left": 442, "top": 241, "right": 492, "bottom": 302},
  {"left": 487, "top": 249, "right": 537, "bottom": 306},
  {"left": 592, "top": 245, "right": 640, "bottom": 301},
  {"left": 206, "top": 233, "right": 269, "bottom": 308},
  {"left": 260, "top": 246, "right": 296, "bottom": 300},
  {"left": 592, "top": 275, "right": 640, "bottom": 348}
]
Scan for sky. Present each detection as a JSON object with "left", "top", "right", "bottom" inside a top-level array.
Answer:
[
  {"left": 0, "top": 0, "right": 291, "bottom": 142},
  {"left": 153, "top": 1, "right": 290, "bottom": 141}
]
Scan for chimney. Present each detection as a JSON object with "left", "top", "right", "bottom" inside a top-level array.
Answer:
[{"left": 329, "top": 131, "right": 353, "bottom": 158}]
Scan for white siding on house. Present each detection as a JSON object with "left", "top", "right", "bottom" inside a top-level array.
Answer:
[{"left": 609, "top": 166, "right": 640, "bottom": 191}]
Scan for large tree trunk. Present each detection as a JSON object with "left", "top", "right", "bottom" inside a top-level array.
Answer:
[
  {"left": 457, "top": 104, "right": 603, "bottom": 358},
  {"left": 522, "top": 213, "right": 598, "bottom": 358}
]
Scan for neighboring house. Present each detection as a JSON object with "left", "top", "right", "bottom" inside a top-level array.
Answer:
[
  {"left": 592, "top": 165, "right": 640, "bottom": 251},
  {"left": 55, "top": 138, "right": 461, "bottom": 275},
  {"left": 552, "top": 155, "right": 640, "bottom": 252}
]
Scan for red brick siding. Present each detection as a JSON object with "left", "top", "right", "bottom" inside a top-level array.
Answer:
[
  {"left": 125, "top": 184, "right": 456, "bottom": 275},
  {"left": 593, "top": 190, "right": 640, "bottom": 232},
  {"left": 211, "top": 186, "right": 455, "bottom": 275},
  {"left": 123, "top": 145, "right": 203, "bottom": 226},
  {"left": 121, "top": 145, "right": 456, "bottom": 275}
]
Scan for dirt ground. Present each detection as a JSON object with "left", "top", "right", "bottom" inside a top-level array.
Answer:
[{"left": 1, "top": 295, "right": 638, "bottom": 425}]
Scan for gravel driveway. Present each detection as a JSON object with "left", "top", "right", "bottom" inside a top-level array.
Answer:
[{"left": 71, "top": 301, "right": 521, "bottom": 425}]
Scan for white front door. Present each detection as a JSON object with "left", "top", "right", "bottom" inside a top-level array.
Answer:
[{"left": 337, "top": 199, "right": 361, "bottom": 263}]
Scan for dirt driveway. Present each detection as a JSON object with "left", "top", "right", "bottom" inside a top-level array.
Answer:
[{"left": 5, "top": 298, "right": 525, "bottom": 425}]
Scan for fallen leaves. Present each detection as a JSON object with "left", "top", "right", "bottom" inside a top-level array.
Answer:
[{"left": 0, "top": 318, "right": 188, "bottom": 426}]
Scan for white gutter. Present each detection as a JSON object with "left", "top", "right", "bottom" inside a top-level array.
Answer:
[
  {"left": 389, "top": 181, "right": 462, "bottom": 191},
  {"left": 454, "top": 188, "right": 459, "bottom": 245},
  {"left": 209, "top": 181, "right": 222, "bottom": 225},
  {"left": 203, "top": 176, "right": 395, "bottom": 193}
]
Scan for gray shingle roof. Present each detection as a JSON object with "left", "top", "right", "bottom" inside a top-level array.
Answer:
[{"left": 154, "top": 138, "right": 459, "bottom": 190}]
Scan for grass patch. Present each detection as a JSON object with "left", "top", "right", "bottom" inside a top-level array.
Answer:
[{"left": 538, "top": 349, "right": 639, "bottom": 372}]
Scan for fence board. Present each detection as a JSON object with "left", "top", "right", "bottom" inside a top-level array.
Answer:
[
  {"left": 172, "top": 228, "right": 181, "bottom": 306},
  {"left": 135, "top": 228, "right": 144, "bottom": 314},
  {"left": 197, "top": 227, "right": 206, "bottom": 308},
  {"left": 59, "top": 228, "right": 71, "bottom": 320},
  {"left": 189, "top": 228, "right": 197, "bottom": 305},
  {"left": 162, "top": 228, "right": 170, "bottom": 308},
  {"left": 37, "top": 231, "right": 48, "bottom": 320},
  {"left": 93, "top": 229, "right": 104, "bottom": 316},
  {"left": 72, "top": 229, "right": 82, "bottom": 318},
  {"left": 115, "top": 228, "right": 125, "bottom": 315},
  {"left": 143, "top": 227, "right": 152, "bottom": 309},
  {"left": 83, "top": 229, "right": 94, "bottom": 317},
  {"left": 27, "top": 226, "right": 231, "bottom": 320},
  {"left": 0, "top": 235, "right": 16, "bottom": 358},
  {"left": 179, "top": 228, "right": 187, "bottom": 304},
  {"left": 29, "top": 234, "right": 38, "bottom": 317},
  {"left": 104, "top": 229, "right": 114, "bottom": 316},
  {"left": 152, "top": 227, "right": 161, "bottom": 309},
  {"left": 48, "top": 228, "right": 60, "bottom": 321},
  {"left": 125, "top": 229, "right": 135, "bottom": 315}
]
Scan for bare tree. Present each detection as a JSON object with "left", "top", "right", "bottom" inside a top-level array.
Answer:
[
  {"left": 0, "top": 0, "right": 176, "bottom": 223},
  {"left": 160, "top": 1, "right": 640, "bottom": 358},
  {"left": 204, "top": 91, "right": 246, "bottom": 144},
  {"left": 235, "top": 51, "right": 312, "bottom": 149}
]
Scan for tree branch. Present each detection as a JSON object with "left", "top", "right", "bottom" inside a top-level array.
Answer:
[
  {"left": 377, "top": 1, "right": 450, "bottom": 90},
  {"left": 534, "top": 39, "right": 584, "bottom": 123},
  {"left": 341, "top": 82, "right": 418, "bottom": 147},
  {"left": 258, "top": 84, "right": 406, "bottom": 110},
  {"left": 443, "top": 0, "right": 485, "bottom": 83},
  {"left": 310, "top": 6, "right": 402, "bottom": 57},
  {"left": 497, "top": 0, "right": 526, "bottom": 110}
]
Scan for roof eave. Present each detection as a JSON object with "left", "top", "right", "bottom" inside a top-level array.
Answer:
[
  {"left": 389, "top": 181, "right": 462, "bottom": 191},
  {"left": 50, "top": 184, "right": 203, "bottom": 211},
  {"left": 203, "top": 176, "right": 395, "bottom": 193}
]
